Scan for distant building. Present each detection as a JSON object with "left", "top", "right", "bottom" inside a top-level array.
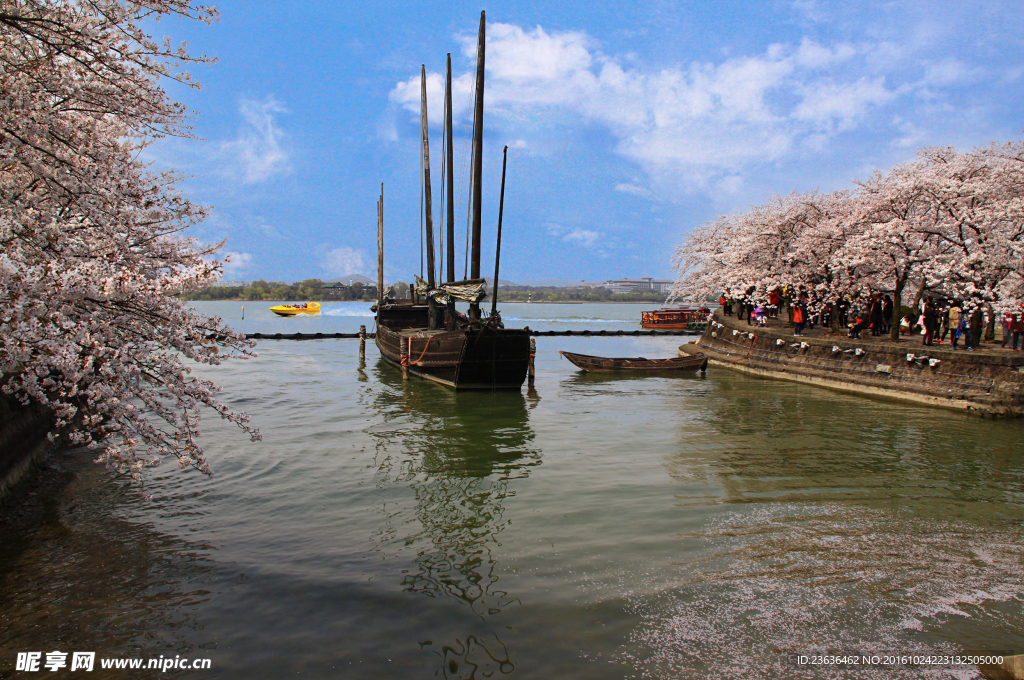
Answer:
[
  {"left": 601, "top": 277, "right": 673, "bottom": 294},
  {"left": 211, "top": 280, "right": 246, "bottom": 288}
]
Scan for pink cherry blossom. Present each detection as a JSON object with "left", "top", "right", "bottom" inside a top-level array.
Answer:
[
  {"left": 671, "top": 139, "right": 1024, "bottom": 333},
  {"left": 1, "top": 1, "right": 260, "bottom": 487}
]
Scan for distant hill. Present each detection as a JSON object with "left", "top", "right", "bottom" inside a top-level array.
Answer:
[{"left": 326, "top": 274, "right": 374, "bottom": 285}]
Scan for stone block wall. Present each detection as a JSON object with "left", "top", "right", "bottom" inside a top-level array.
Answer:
[
  {"left": 688, "top": 311, "right": 1024, "bottom": 417},
  {"left": 0, "top": 391, "right": 54, "bottom": 497}
]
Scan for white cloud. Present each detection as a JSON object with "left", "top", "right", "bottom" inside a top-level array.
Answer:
[
  {"left": 921, "top": 58, "right": 981, "bottom": 87},
  {"left": 615, "top": 183, "right": 657, "bottom": 200},
  {"left": 219, "top": 96, "right": 291, "bottom": 184},
  {"left": 564, "top": 229, "right": 601, "bottom": 247},
  {"left": 484, "top": 23, "right": 593, "bottom": 81},
  {"left": 548, "top": 224, "right": 602, "bottom": 248},
  {"left": 389, "top": 18, "right": 1005, "bottom": 194},
  {"left": 390, "top": 68, "right": 474, "bottom": 132},
  {"left": 322, "top": 246, "right": 368, "bottom": 277},
  {"left": 795, "top": 39, "right": 856, "bottom": 69},
  {"left": 713, "top": 175, "right": 745, "bottom": 198},
  {"left": 793, "top": 77, "right": 894, "bottom": 129},
  {"left": 890, "top": 115, "right": 931, "bottom": 149},
  {"left": 220, "top": 251, "right": 253, "bottom": 277},
  {"left": 792, "top": 0, "right": 829, "bottom": 23}
]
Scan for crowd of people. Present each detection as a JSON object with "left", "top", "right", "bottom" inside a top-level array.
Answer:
[{"left": 718, "top": 288, "right": 1024, "bottom": 351}]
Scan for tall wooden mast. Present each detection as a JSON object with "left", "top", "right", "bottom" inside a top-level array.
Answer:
[
  {"left": 376, "top": 183, "right": 384, "bottom": 306},
  {"left": 469, "top": 10, "right": 485, "bottom": 320},
  {"left": 420, "top": 66, "right": 439, "bottom": 329},
  {"left": 492, "top": 145, "right": 508, "bottom": 317},
  {"left": 420, "top": 66, "right": 436, "bottom": 290},
  {"left": 445, "top": 53, "right": 455, "bottom": 285}
]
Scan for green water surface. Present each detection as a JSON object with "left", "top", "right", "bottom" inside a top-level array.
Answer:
[{"left": 1, "top": 302, "right": 1022, "bottom": 679}]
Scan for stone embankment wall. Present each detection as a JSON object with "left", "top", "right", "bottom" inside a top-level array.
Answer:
[
  {"left": 683, "top": 311, "right": 1024, "bottom": 416},
  {"left": 0, "top": 391, "right": 54, "bottom": 497}
]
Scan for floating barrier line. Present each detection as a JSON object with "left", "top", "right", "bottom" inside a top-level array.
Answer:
[
  {"left": 708, "top": 336, "right": 994, "bottom": 392},
  {"left": 245, "top": 329, "right": 702, "bottom": 340}
]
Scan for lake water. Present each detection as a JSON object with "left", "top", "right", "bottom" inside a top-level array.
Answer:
[{"left": 2, "top": 301, "right": 1024, "bottom": 679}]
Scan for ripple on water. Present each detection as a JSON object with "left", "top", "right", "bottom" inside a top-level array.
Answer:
[{"left": 620, "top": 503, "right": 1024, "bottom": 679}]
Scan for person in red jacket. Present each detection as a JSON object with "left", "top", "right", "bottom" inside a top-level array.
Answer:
[
  {"left": 848, "top": 310, "right": 870, "bottom": 339},
  {"left": 768, "top": 290, "right": 781, "bottom": 318},
  {"left": 1011, "top": 313, "right": 1024, "bottom": 351}
]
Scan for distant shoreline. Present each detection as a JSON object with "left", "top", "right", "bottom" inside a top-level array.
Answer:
[{"left": 185, "top": 298, "right": 666, "bottom": 305}]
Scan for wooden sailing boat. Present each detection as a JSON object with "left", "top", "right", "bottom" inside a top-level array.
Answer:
[{"left": 374, "top": 12, "right": 531, "bottom": 389}]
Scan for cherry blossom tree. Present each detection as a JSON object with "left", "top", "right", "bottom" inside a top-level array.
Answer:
[
  {"left": 670, "top": 189, "right": 860, "bottom": 326},
  {"left": 838, "top": 161, "right": 951, "bottom": 340},
  {"left": 1, "top": 0, "right": 259, "bottom": 488},
  {"left": 672, "top": 138, "right": 1024, "bottom": 340},
  {"left": 914, "top": 143, "right": 1024, "bottom": 314}
]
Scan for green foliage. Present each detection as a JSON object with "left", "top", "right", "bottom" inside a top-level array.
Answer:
[
  {"left": 181, "top": 279, "right": 379, "bottom": 302},
  {"left": 494, "top": 286, "right": 664, "bottom": 302},
  {"left": 182, "top": 279, "right": 664, "bottom": 303}
]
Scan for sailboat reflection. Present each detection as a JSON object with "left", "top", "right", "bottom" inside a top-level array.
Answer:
[
  {"left": 366, "top": 357, "right": 539, "bottom": 677},
  {"left": 438, "top": 634, "right": 515, "bottom": 680}
]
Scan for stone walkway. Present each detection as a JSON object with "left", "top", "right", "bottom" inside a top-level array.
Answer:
[{"left": 723, "top": 312, "right": 1021, "bottom": 360}]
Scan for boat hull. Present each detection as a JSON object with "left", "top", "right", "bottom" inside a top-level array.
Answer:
[
  {"left": 640, "top": 306, "right": 709, "bottom": 331},
  {"left": 559, "top": 350, "right": 708, "bottom": 373},
  {"left": 639, "top": 322, "right": 707, "bottom": 330},
  {"left": 375, "top": 304, "right": 530, "bottom": 389},
  {"left": 270, "top": 302, "right": 321, "bottom": 316}
]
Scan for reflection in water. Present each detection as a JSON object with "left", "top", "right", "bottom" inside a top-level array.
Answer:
[
  {"left": 621, "top": 503, "right": 1024, "bottom": 679},
  {"left": 624, "top": 376, "right": 1024, "bottom": 678},
  {"left": 8, "top": 335, "right": 1023, "bottom": 679},
  {"left": 403, "top": 476, "right": 518, "bottom": 618},
  {"left": 662, "top": 379, "right": 1024, "bottom": 511},
  {"left": 0, "top": 453, "right": 227, "bottom": 679},
  {"left": 365, "top": 360, "right": 541, "bottom": 676},
  {"left": 438, "top": 633, "right": 515, "bottom": 680},
  {"left": 561, "top": 370, "right": 707, "bottom": 388}
]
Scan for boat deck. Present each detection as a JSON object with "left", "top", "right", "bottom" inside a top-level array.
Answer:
[{"left": 398, "top": 328, "right": 451, "bottom": 339}]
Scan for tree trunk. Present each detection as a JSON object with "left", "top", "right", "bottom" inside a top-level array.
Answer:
[
  {"left": 909, "top": 278, "right": 926, "bottom": 316},
  {"left": 889, "top": 276, "right": 906, "bottom": 342},
  {"left": 984, "top": 304, "right": 996, "bottom": 341},
  {"left": 830, "top": 301, "right": 840, "bottom": 334}
]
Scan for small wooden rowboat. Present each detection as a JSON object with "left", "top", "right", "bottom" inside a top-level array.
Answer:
[{"left": 559, "top": 350, "right": 707, "bottom": 373}]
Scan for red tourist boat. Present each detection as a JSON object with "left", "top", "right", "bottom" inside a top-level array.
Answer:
[{"left": 640, "top": 306, "right": 711, "bottom": 330}]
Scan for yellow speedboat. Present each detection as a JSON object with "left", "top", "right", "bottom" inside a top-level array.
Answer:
[{"left": 269, "top": 302, "right": 321, "bottom": 317}]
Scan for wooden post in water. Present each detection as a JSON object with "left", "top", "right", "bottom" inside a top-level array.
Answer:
[
  {"left": 359, "top": 325, "right": 366, "bottom": 360},
  {"left": 491, "top": 145, "right": 508, "bottom": 317},
  {"left": 403, "top": 340, "right": 411, "bottom": 383},
  {"left": 528, "top": 336, "right": 536, "bottom": 382},
  {"left": 468, "top": 11, "right": 485, "bottom": 321}
]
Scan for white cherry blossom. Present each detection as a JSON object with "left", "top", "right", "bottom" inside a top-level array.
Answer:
[{"left": 1, "top": 1, "right": 259, "bottom": 488}]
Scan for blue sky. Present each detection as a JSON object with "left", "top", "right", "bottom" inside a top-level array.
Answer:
[{"left": 151, "top": 0, "right": 1024, "bottom": 284}]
